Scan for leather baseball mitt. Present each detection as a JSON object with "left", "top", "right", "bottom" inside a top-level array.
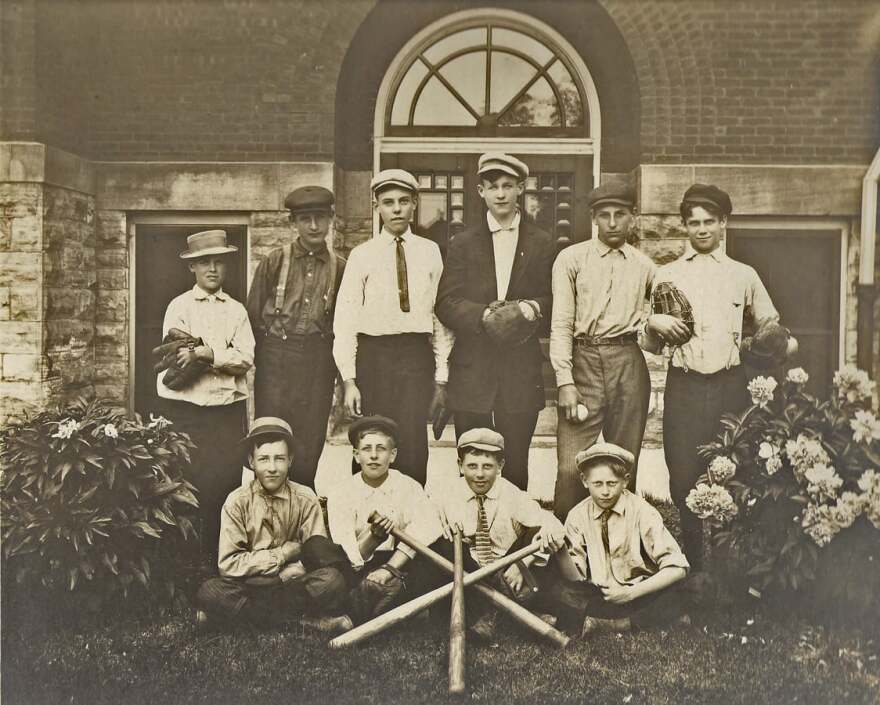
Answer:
[
  {"left": 482, "top": 300, "right": 539, "bottom": 347},
  {"left": 349, "top": 565, "right": 406, "bottom": 623},
  {"left": 741, "top": 319, "right": 792, "bottom": 369},
  {"left": 152, "top": 328, "right": 211, "bottom": 390},
  {"left": 651, "top": 282, "right": 695, "bottom": 343}
]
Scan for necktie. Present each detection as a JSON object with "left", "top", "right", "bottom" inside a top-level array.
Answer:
[
  {"left": 599, "top": 507, "right": 613, "bottom": 557},
  {"left": 394, "top": 235, "right": 410, "bottom": 312},
  {"left": 263, "top": 496, "right": 285, "bottom": 548},
  {"left": 474, "top": 495, "right": 493, "bottom": 566}
]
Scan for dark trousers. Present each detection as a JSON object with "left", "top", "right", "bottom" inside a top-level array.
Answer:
[
  {"left": 663, "top": 365, "right": 749, "bottom": 570},
  {"left": 254, "top": 334, "right": 336, "bottom": 488},
  {"left": 549, "top": 578, "right": 689, "bottom": 632},
  {"left": 356, "top": 333, "right": 434, "bottom": 485},
  {"left": 197, "top": 536, "right": 349, "bottom": 627},
  {"left": 454, "top": 410, "right": 538, "bottom": 491},
  {"left": 160, "top": 398, "right": 246, "bottom": 557},
  {"left": 555, "top": 342, "right": 651, "bottom": 519}
]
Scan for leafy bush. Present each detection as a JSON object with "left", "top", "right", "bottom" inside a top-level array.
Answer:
[
  {"left": 1, "top": 398, "right": 200, "bottom": 616},
  {"left": 686, "top": 366, "right": 880, "bottom": 604}
]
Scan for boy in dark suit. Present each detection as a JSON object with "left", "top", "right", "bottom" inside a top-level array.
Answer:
[{"left": 435, "top": 153, "right": 555, "bottom": 491}]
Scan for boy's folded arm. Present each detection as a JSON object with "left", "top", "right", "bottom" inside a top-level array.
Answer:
[{"left": 626, "top": 565, "right": 687, "bottom": 601}]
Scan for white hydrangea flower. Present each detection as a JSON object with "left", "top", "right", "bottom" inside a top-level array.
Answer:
[
  {"left": 804, "top": 463, "right": 843, "bottom": 503},
  {"left": 785, "top": 434, "right": 831, "bottom": 476},
  {"left": 801, "top": 503, "right": 841, "bottom": 547},
  {"left": 686, "top": 483, "right": 739, "bottom": 523},
  {"left": 765, "top": 456, "right": 783, "bottom": 475},
  {"left": 858, "top": 469, "right": 880, "bottom": 495},
  {"left": 747, "top": 376, "right": 777, "bottom": 408},
  {"left": 858, "top": 470, "right": 880, "bottom": 530},
  {"left": 708, "top": 455, "right": 737, "bottom": 483},
  {"left": 51, "top": 419, "right": 81, "bottom": 440},
  {"left": 757, "top": 441, "right": 778, "bottom": 460},
  {"left": 786, "top": 367, "right": 809, "bottom": 385},
  {"left": 830, "top": 491, "right": 865, "bottom": 529},
  {"left": 850, "top": 409, "right": 880, "bottom": 445},
  {"left": 102, "top": 423, "right": 119, "bottom": 439},
  {"left": 833, "top": 366, "right": 874, "bottom": 405}
]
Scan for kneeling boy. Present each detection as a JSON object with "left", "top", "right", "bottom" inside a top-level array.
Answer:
[
  {"left": 435, "top": 428, "right": 565, "bottom": 637},
  {"left": 196, "top": 417, "right": 348, "bottom": 630},
  {"left": 553, "top": 442, "right": 690, "bottom": 635},
  {"left": 327, "top": 416, "right": 442, "bottom": 624}
]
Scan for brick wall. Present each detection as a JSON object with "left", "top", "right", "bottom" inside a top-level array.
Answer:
[{"left": 604, "top": 0, "right": 880, "bottom": 164}]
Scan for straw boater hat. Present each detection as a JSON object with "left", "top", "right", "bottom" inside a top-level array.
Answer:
[{"left": 179, "top": 230, "right": 238, "bottom": 259}]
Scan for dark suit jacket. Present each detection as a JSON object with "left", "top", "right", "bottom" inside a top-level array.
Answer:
[{"left": 435, "top": 217, "right": 555, "bottom": 414}]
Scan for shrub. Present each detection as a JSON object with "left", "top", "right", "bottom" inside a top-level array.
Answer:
[
  {"left": 686, "top": 366, "right": 880, "bottom": 609},
  {"left": 1, "top": 398, "right": 200, "bottom": 617}
]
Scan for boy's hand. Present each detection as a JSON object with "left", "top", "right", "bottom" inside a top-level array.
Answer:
[
  {"left": 557, "top": 384, "right": 583, "bottom": 422},
  {"left": 503, "top": 564, "right": 524, "bottom": 593},
  {"left": 535, "top": 524, "right": 565, "bottom": 554},
  {"left": 647, "top": 314, "right": 691, "bottom": 346},
  {"left": 437, "top": 505, "right": 464, "bottom": 541},
  {"left": 369, "top": 512, "right": 395, "bottom": 538},
  {"left": 343, "top": 379, "right": 362, "bottom": 416},
  {"left": 279, "top": 540, "right": 303, "bottom": 564},
  {"left": 600, "top": 583, "right": 635, "bottom": 605}
]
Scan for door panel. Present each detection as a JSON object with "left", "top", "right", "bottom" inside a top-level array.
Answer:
[
  {"left": 134, "top": 224, "right": 247, "bottom": 417},
  {"left": 726, "top": 228, "right": 840, "bottom": 397}
]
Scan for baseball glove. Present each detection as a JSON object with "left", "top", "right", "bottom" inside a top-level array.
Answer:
[
  {"left": 349, "top": 564, "right": 406, "bottom": 624},
  {"left": 741, "top": 319, "right": 791, "bottom": 369},
  {"left": 651, "top": 282, "right": 695, "bottom": 343},
  {"left": 482, "top": 300, "right": 539, "bottom": 348},
  {"left": 152, "top": 328, "right": 211, "bottom": 390}
]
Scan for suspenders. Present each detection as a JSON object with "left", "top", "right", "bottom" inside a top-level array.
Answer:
[{"left": 271, "top": 239, "right": 339, "bottom": 331}]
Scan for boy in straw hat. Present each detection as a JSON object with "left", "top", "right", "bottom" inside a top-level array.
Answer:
[{"left": 157, "top": 229, "right": 255, "bottom": 558}]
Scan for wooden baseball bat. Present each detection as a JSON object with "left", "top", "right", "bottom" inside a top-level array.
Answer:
[
  {"left": 388, "top": 526, "right": 570, "bottom": 648},
  {"left": 329, "top": 543, "right": 540, "bottom": 648},
  {"left": 448, "top": 531, "right": 466, "bottom": 694}
]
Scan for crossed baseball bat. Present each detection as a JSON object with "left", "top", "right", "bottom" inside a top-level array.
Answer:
[{"left": 329, "top": 520, "right": 570, "bottom": 691}]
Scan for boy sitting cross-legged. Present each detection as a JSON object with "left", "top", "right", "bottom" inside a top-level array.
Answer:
[
  {"left": 434, "top": 428, "right": 565, "bottom": 639},
  {"left": 196, "top": 417, "right": 350, "bottom": 632},
  {"left": 552, "top": 442, "right": 690, "bottom": 635},
  {"left": 327, "top": 415, "right": 443, "bottom": 624}
]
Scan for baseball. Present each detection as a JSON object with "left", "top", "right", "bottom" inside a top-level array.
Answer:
[{"left": 575, "top": 404, "right": 589, "bottom": 422}]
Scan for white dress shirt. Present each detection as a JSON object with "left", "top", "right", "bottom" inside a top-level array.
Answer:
[
  {"left": 158, "top": 284, "right": 255, "bottom": 405},
  {"left": 487, "top": 210, "right": 521, "bottom": 300},
  {"left": 332, "top": 226, "right": 453, "bottom": 382},
  {"left": 327, "top": 469, "right": 442, "bottom": 569}
]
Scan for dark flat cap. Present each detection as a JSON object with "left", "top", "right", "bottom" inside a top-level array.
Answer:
[
  {"left": 284, "top": 185, "right": 334, "bottom": 213},
  {"left": 348, "top": 415, "right": 400, "bottom": 446},
  {"left": 575, "top": 442, "right": 635, "bottom": 473},
  {"left": 681, "top": 183, "right": 732, "bottom": 216},
  {"left": 587, "top": 181, "right": 636, "bottom": 210}
]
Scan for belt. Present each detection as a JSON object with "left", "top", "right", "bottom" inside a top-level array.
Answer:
[{"left": 575, "top": 333, "right": 638, "bottom": 347}]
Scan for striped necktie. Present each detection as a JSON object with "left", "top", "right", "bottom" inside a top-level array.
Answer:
[
  {"left": 394, "top": 235, "right": 410, "bottom": 312},
  {"left": 474, "top": 494, "right": 493, "bottom": 566}
]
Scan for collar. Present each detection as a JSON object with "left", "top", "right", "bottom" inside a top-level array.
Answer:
[
  {"left": 590, "top": 491, "right": 628, "bottom": 519},
  {"left": 468, "top": 476, "right": 501, "bottom": 502},
  {"left": 683, "top": 243, "right": 724, "bottom": 262},
  {"left": 357, "top": 468, "right": 394, "bottom": 491},
  {"left": 251, "top": 479, "right": 291, "bottom": 501},
  {"left": 487, "top": 210, "right": 521, "bottom": 234},
  {"left": 192, "top": 284, "right": 227, "bottom": 301},
  {"left": 380, "top": 226, "right": 414, "bottom": 242},
  {"left": 595, "top": 238, "right": 628, "bottom": 258},
  {"left": 293, "top": 237, "right": 329, "bottom": 260}
]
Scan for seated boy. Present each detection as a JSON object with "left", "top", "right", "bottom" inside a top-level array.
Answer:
[
  {"left": 196, "top": 417, "right": 349, "bottom": 631},
  {"left": 552, "top": 442, "right": 690, "bottom": 635},
  {"left": 327, "top": 415, "right": 443, "bottom": 624},
  {"left": 435, "top": 428, "right": 565, "bottom": 638}
]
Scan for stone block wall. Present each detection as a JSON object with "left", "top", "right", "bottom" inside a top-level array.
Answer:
[{"left": 93, "top": 210, "right": 129, "bottom": 406}]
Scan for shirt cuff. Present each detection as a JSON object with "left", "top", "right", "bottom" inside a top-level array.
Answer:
[{"left": 555, "top": 370, "right": 575, "bottom": 387}]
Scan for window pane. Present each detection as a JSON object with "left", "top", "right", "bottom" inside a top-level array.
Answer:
[
  {"left": 424, "top": 27, "right": 487, "bottom": 64},
  {"left": 489, "top": 52, "right": 538, "bottom": 114},
  {"left": 413, "top": 76, "right": 476, "bottom": 126},
  {"left": 438, "top": 52, "right": 487, "bottom": 115},
  {"left": 418, "top": 193, "right": 448, "bottom": 229},
  {"left": 498, "top": 76, "right": 560, "bottom": 127},
  {"left": 548, "top": 60, "right": 584, "bottom": 127},
  {"left": 491, "top": 28, "right": 553, "bottom": 65},
  {"left": 391, "top": 60, "right": 429, "bottom": 125}
]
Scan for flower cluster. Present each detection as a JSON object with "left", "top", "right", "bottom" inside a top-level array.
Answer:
[
  {"left": 51, "top": 419, "right": 80, "bottom": 440},
  {"left": 747, "top": 376, "right": 777, "bottom": 408},
  {"left": 102, "top": 423, "right": 119, "bottom": 439},
  {"left": 858, "top": 470, "right": 880, "bottom": 530},
  {"left": 786, "top": 367, "right": 809, "bottom": 385},
  {"left": 686, "top": 483, "right": 739, "bottom": 523},
  {"left": 785, "top": 434, "right": 831, "bottom": 479},
  {"left": 708, "top": 455, "right": 737, "bottom": 483},
  {"left": 757, "top": 441, "right": 783, "bottom": 475},
  {"left": 850, "top": 410, "right": 880, "bottom": 445},
  {"left": 801, "top": 492, "right": 864, "bottom": 547},
  {"left": 833, "top": 365, "right": 874, "bottom": 405},
  {"left": 804, "top": 464, "right": 843, "bottom": 503}
]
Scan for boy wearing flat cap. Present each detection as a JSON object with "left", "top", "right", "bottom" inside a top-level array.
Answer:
[
  {"left": 333, "top": 169, "right": 453, "bottom": 485},
  {"left": 551, "top": 442, "right": 689, "bottom": 635},
  {"left": 642, "top": 183, "right": 789, "bottom": 569},
  {"left": 246, "top": 185, "right": 346, "bottom": 489},
  {"left": 434, "top": 427, "right": 565, "bottom": 637},
  {"left": 157, "top": 230, "right": 255, "bottom": 557},
  {"left": 550, "top": 181, "right": 656, "bottom": 518},
  {"left": 196, "top": 417, "right": 349, "bottom": 631},
  {"left": 436, "top": 153, "right": 555, "bottom": 492},
  {"left": 327, "top": 415, "right": 442, "bottom": 623}
]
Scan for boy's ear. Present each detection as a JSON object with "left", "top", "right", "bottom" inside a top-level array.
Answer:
[{"left": 390, "top": 446, "right": 398, "bottom": 463}]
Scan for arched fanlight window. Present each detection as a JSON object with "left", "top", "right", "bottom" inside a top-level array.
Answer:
[{"left": 387, "top": 23, "right": 588, "bottom": 136}]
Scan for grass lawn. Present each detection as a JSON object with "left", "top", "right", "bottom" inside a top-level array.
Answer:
[{"left": 3, "top": 593, "right": 879, "bottom": 705}]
